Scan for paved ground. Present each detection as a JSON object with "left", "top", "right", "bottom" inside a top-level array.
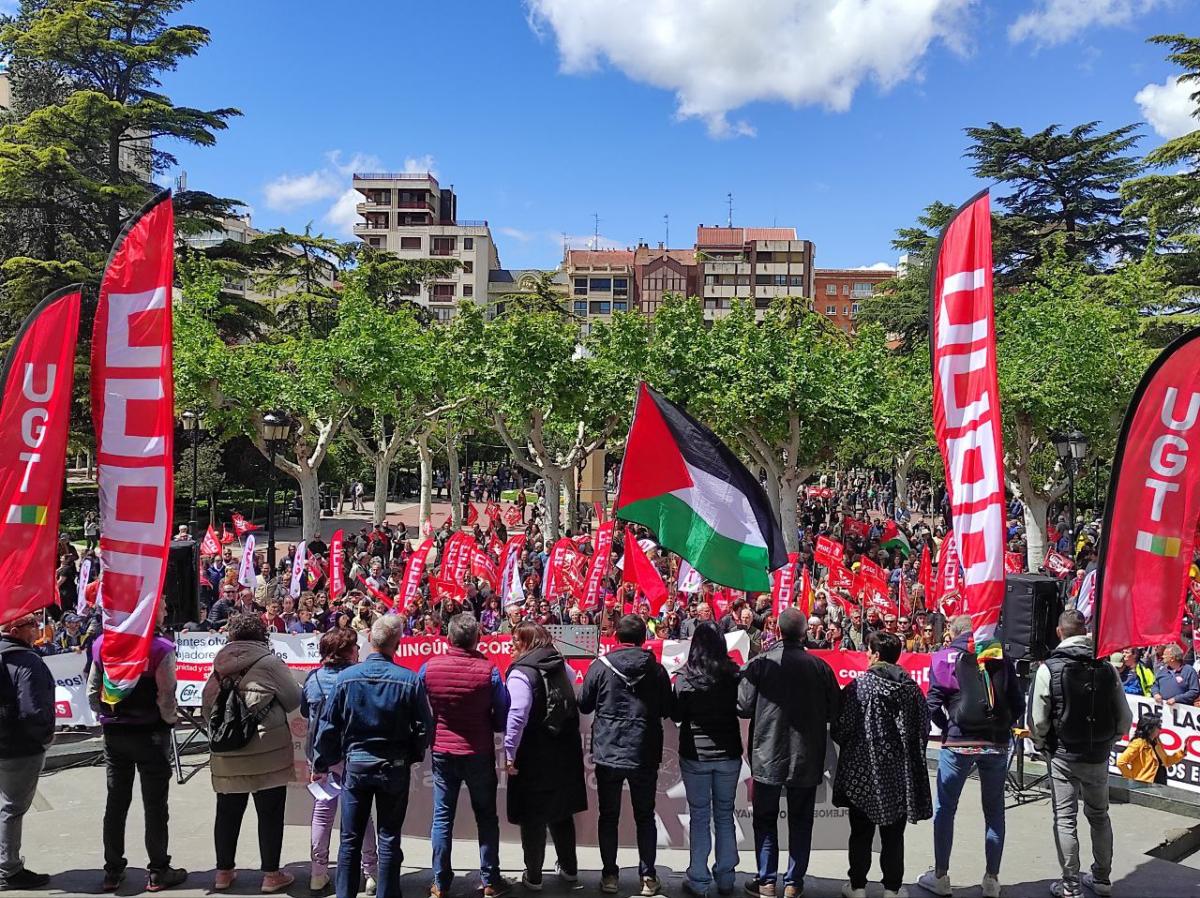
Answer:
[{"left": 17, "top": 763, "right": 1200, "bottom": 897}]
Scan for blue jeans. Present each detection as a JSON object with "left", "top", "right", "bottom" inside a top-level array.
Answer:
[
  {"left": 339, "top": 760, "right": 411, "bottom": 898},
  {"left": 933, "top": 748, "right": 1008, "bottom": 876},
  {"left": 430, "top": 753, "right": 501, "bottom": 891},
  {"left": 750, "top": 781, "right": 816, "bottom": 889},
  {"left": 681, "top": 758, "right": 740, "bottom": 894}
]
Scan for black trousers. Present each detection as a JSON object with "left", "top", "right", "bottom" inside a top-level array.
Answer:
[
  {"left": 214, "top": 786, "right": 287, "bottom": 872},
  {"left": 847, "top": 805, "right": 906, "bottom": 892},
  {"left": 595, "top": 765, "right": 657, "bottom": 879},
  {"left": 519, "top": 817, "right": 578, "bottom": 881},
  {"left": 102, "top": 725, "right": 172, "bottom": 875}
]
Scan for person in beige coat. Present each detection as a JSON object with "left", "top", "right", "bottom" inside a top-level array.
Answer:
[{"left": 201, "top": 613, "right": 301, "bottom": 893}]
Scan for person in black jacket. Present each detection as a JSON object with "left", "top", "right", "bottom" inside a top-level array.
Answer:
[
  {"left": 504, "top": 622, "right": 587, "bottom": 891},
  {"left": 0, "top": 614, "right": 55, "bottom": 891},
  {"left": 738, "top": 607, "right": 839, "bottom": 898},
  {"left": 672, "top": 621, "right": 743, "bottom": 898},
  {"left": 578, "top": 614, "right": 672, "bottom": 897}
]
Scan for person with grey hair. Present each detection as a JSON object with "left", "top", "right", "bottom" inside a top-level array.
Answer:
[
  {"left": 0, "top": 613, "right": 54, "bottom": 891},
  {"left": 1031, "top": 610, "right": 1132, "bottom": 898},
  {"left": 420, "top": 613, "right": 511, "bottom": 898},
  {"left": 1151, "top": 643, "right": 1199, "bottom": 705},
  {"left": 314, "top": 614, "right": 432, "bottom": 898}
]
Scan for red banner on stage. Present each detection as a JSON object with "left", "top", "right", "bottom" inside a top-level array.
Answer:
[
  {"left": 1097, "top": 328, "right": 1200, "bottom": 657},
  {"left": 93, "top": 191, "right": 175, "bottom": 701},
  {"left": 931, "top": 191, "right": 1006, "bottom": 639},
  {"left": 0, "top": 287, "right": 82, "bottom": 625}
]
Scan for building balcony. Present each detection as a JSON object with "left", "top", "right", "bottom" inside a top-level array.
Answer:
[
  {"left": 397, "top": 200, "right": 435, "bottom": 211},
  {"left": 756, "top": 261, "right": 800, "bottom": 275},
  {"left": 703, "top": 284, "right": 740, "bottom": 298},
  {"left": 703, "top": 261, "right": 750, "bottom": 275},
  {"left": 353, "top": 221, "right": 390, "bottom": 231}
]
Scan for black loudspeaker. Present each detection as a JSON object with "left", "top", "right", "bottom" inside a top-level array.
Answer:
[
  {"left": 163, "top": 539, "right": 198, "bottom": 629},
  {"left": 998, "top": 574, "right": 1064, "bottom": 662}
]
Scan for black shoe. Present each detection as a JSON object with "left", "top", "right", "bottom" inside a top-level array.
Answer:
[
  {"left": 101, "top": 869, "right": 126, "bottom": 893},
  {"left": 0, "top": 869, "right": 51, "bottom": 891},
  {"left": 147, "top": 867, "right": 188, "bottom": 892}
]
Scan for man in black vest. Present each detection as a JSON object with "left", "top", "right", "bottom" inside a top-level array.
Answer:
[
  {"left": 1030, "top": 610, "right": 1132, "bottom": 898},
  {"left": 0, "top": 613, "right": 54, "bottom": 891}
]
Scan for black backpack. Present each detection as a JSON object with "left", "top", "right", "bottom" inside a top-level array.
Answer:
[
  {"left": 539, "top": 663, "right": 578, "bottom": 737},
  {"left": 208, "top": 654, "right": 273, "bottom": 753},
  {"left": 950, "top": 651, "right": 1013, "bottom": 737},
  {"left": 1048, "top": 654, "right": 1119, "bottom": 755}
]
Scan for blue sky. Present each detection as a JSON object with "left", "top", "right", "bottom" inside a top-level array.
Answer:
[{"left": 158, "top": 0, "right": 1197, "bottom": 271}]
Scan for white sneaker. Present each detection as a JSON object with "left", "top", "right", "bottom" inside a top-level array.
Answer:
[
  {"left": 364, "top": 874, "right": 378, "bottom": 896},
  {"left": 982, "top": 873, "right": 1001, "bottom": 898},
  {"left": 841, "top": 884, "right": 867, "bottom": 898},
  {"left": 884, "top": 889, "right": 909, "bottom": 898},
  {"left": 555, "top": 863, "right": 578, "bottom": 884},
  {"left": 309, "top": 873, "right": 330, "bottom": 894},
  {"left": 1081, "top": 874, "right": 1112, "bottom": 897},
  {"left": 522, "top": 872, "right": 543, "bottom": 891},
  {"left": 917, "top": 870, "right": 951, "bottom": 897}
]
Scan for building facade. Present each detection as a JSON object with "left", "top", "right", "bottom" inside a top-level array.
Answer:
[
  {"left": 696, "top": 226, "right": 815, "bottom": 320},
  {"left": 812, "top": 267, "right": 895, "bottom": 333},
  {"left": 563, "top": 249, "right": 635, "bottom": 333},
  {"left": 486, "top": 268, "right": 568, "bottom": 317},
  {"left": 633, "top": 243, "right": 698, "bottom": 316},
  {"left": 351, "top": 171, "right": 499, "bottom": 320}
]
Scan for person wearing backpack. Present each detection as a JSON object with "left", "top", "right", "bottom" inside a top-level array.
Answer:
[
  {"left": 201, "top": 612, "right": 302, "bottom": 893},
  {"left": 578, "top": 613, "right": 673, "bottom": 897},
  {"left": 920, "top": 615, "right": 1024, "bottom": 898},
  {"left": 503, "top": 622, "right": 586, "bottom": 891},
  {"left": 1030, "top": 610, "right": 1132, "bottom": 898},
  {"left": 301, "top": 628, "right": 377, "bottom": 895},
  {"left": 87, "top": 603, "right": 187, "bottom": 893},
  {"left": 0, "top": 613, "right": 55, "bottom": 892}
]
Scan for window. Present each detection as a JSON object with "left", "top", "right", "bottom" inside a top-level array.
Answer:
[
  {"left": 825, "top": 283, "right": 837, "bottom": 295},
  {"left": 368, "top": 237, "right": 382, "bottom": 248},
  {"left": 432, "top": 306, "right": 452, "bottom": 322},
  {"left": 432, "top": 283, "right": 455, "bottom": 299},
  {"left": 755, "top": 274, "right": 771, "bottom": 286},
  {"left": 789, "top": 275, "right": 804, "bottom": 287},
  {"left": 589, "top": 278, "right": 612, "bottom": 291},
  {"left": 826, "top": 305, "right": 836, "bottom": 315},
  {"left": 852, "top": 282, "right": 873, "bottom": 298},
  {"left": 613, "top": 278, "right": 628, "bottom": 289},
  {"left": 400, "top": 236, "right": 421, "bottom": 250},
  {"left": 463, "top": 261, "right": 474, "bottom": 274},
  {"left": 774, "top": 275, "right": 788, "bottom": 287},
  {"left": 431, "top": 237, "right": 455, "bottom": 256},
  {"left": 573, "top": 300, "right": 588, "bottom": 316},
  {"left": 613, "top": 301, "right": 628, "bottom": 312},
  {"left": 463, "top": 237, "right": 474, "bottom": 250},
  {"left": 705, "top": 274, "right": 716, "bottom": 286},
  {"left": 462, "top": 284, "right": 473, "bottom": 297},
  {"left": 573, "top": 277, "right": 587, "bottom": 296},
  {"left": 850, "top": 302, "right": 860, "bottom": 317},
  {"left": 842, "top": 284, "right": 850, "bottom": 295},
  {"left": 589, "top": 301, "right": 611, "bottom": 315}
]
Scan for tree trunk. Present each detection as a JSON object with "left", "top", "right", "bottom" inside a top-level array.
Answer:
[
  {"left": 895, "top": 448, "right": 916, "bottom": 511},
  {"left": 296, "top": 468, "right": 321, "bottom": 539},
  {"left": 564, "top": 472, "right": 579, "bottom": 534},
  {"left": 372, "top": 453, "right": 393, "bottom": 526},
  {"left": 417, "top": 431, "right": 433, "bottom": 534},
  {"left": 446, "top": 424, "right": 462, "bottom": 528},
  {"left": 1023, "top": 492, "right": 1050, "bottom": 571},
  {"left": 779, "top": 482, "right": 799, "bottom": 553},
  {"left": 543, "top": 471, "right": 562, "bottom": 541}
]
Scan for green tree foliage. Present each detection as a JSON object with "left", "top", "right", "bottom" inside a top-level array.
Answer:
[
  {"left": 965, "top": 121, "right": 1144, "bottom": 278},
  {"left": 1123, "top": 34, "right": 1200, "bottom": 307},
  {"left": 0, "top": 0, "right": 239, "bottom": 322}
]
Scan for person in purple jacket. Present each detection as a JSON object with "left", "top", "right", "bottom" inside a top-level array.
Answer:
[
  {"left": 918, "top": 615, "right": 1024, "bottom": 898},
  {"left": 503, "top": 622, "right": 586, "bottom": 890}
]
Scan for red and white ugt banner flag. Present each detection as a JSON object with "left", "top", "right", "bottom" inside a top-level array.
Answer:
[
  {"left": 930, "top": 191, "right": 1006, "bottom": 639},
  {"left": 93, "top": 191, "right": 175, "bottom": 701}
]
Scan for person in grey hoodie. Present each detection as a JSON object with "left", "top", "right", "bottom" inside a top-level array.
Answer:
[{"left": 1030, "top": 610, "right": 1132, "bottom": 898}]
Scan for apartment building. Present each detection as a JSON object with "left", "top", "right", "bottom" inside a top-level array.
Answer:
[
  {"left": 633, "top": 243, "right": 698, "bottom": 315},
  {"left": 813, "top": 267, "right": 895, "bottom": 333},
  {"left": 351, "top": 171, "right": 499, "bottom": 320},
  {"left": 695, "top": 226, "right": 815, "bottom": 320},
  {"left": 486, "top": 268, "right": 568, "bottom": 317},
  {"left": 563, "top": 249, "right": 635, "bottom": 332}
]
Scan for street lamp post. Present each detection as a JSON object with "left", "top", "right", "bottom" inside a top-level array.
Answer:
[
  {"left": 180, "top": 411, "right": 205, "bottom": 538},
  {"left": 260, "top": 411, "right": 293, "bottom": 574},
  {"left": 1052, "top": 429, "right": 1090, "bottom": 546}
]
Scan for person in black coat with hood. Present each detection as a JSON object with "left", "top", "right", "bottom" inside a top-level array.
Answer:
[
  {"left": 504, "top": 622, "right": 586, "bottom": 890},
  {"left": 578, "top": 614, "right": 673, "bottom": 897}
]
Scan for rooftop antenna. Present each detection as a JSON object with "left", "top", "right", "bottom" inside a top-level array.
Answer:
[
  {"left": 561, "top": 232, "right": 568, "bottom": 261},
  {"left": 726, "top": 192, "right": 733, "bottom": 228},
  {"left": 592, "top": 212, "right": 601, "bottom": 250},
  {"left": 664, "top": 213, "right": 669, "bottom": 248}
]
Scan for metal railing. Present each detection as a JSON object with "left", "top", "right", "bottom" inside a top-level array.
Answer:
[{"left": 354, "top": 171, "right": 438, "bottom": 182}]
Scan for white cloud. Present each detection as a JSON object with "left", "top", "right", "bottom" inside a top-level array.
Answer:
[
  {"left": 263, "top": 170, "right": 342, "bottom": 211},
  {"left": 525, "top": 0, "right": 973, "bottom": 138},
  {"left": 854, "top": 261, "right": 897, "bottom": 271},
  {"left": 499, "top": 226, "right": 535, "bottom": 242},
  {"left": 1136, "top": 75, "right": 1196, "bottom": 140},
  {"left": 325, "top": 188, "right": 362, "bottom": 237},
  {"left": 1009, "top": 0, "right": 1164, "bottom": 47},
  {"left": 402, "top": 154, "right": 437, "bottom": 176}
]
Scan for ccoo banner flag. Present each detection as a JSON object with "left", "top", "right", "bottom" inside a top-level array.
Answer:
[
  {"left": 0, "top": 287, "right": 82, "bottom": 625},
  {"left": 930, "top": 190, "right": 1006, "bottom": 640},
  {"left": 93, "top": 190, "right": 176, "bottom": 703},
  {"left": 1096, "top": 329, "right": 1200, "bottom": 657}
]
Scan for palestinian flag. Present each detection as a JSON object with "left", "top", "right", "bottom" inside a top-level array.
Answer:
[
  {"left": 613, "top": 383, "right": 786, "bottom": 591},
  {"left": 880, "top": 519, "right": 912, "bottom": 557}
]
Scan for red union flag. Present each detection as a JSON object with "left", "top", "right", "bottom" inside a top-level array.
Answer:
[
  {"left": 0, "top": 286, "right": 82, "bottom": 625},
  {"left": 399, "top": 538, "right": 434, "bottom": 608},
  {"left": 92, "top": 191, "right": 175, "bottom": 702},
  {"left": 1004, "top": 552, "right": 1025, "bottom": 574},
  {"left": 199, "top": 525, "right": 221, "bottom": 556},
  {"left": 842, "top": 516, "right": 870, "bottom": 540},
  {"left": 231, "top": 512, "right": 257, "bottom": 536},
  {"left": 503, "top": 504, "right": 522, "bottom": 527},
  {"left": 931, "top": 191, "right": 1006, "bottom": 640},
  {"left": 1043, "top": 549, "right": 1074, "bottom": 577},
  {"left": 814, "top": 535, "right": 844, "bottom": 568},
  {"left": 582, "top": 520, "right": 615, "bottom": 610},
  {"left": 828, "top": 560, "right": 854, "bottom": 591},
  {"left": 1096, "top": 328, "right": 1200, "bottom": 656},
  {"left": 471, "top": 546, "right": 499, "bottom": 589},
  {"left": 771, "top": 552, "right": 800, "bottom": 617},
  {"left": 329, "top": 529, "right": 346, "bottom": 600}
]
